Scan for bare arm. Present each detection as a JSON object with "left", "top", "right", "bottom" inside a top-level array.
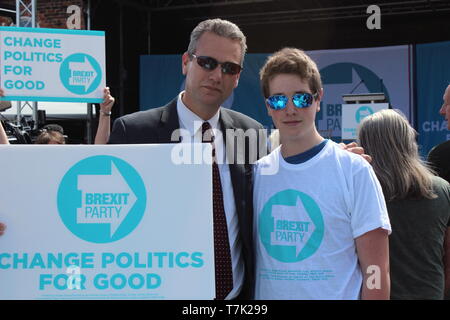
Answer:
[
  {"left": 0, "top": 88, "right": 9, "bottom": 232},
  {"left": 94, "top": 87, "right": 115, "bottom": 145},
  {"left": 444, "top": 227, "right": 450, "bottom": 298},
  {"left": 355, "top": 227, "right": 390, "bottom": 300},
  {"left": 0, "top": 88, "right": 10, "bottom": 145},
  {"left": 0, "top": 121, "right": 9, "bottom": 145}
]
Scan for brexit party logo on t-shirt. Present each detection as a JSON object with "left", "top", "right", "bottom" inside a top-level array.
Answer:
[
  {"left": 259, "top": 189, "right": 324, "bottom": 262},
  {"left": 57, "top": 156, "right": 147, "bottom": 243}
]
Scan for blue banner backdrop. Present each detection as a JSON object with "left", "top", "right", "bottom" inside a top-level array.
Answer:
[
  {"left": 140, "top": 45, "right": 412, "bottom": 142},
  {"left": 416, "top": 41, "right": 450, "bottom": 157}
]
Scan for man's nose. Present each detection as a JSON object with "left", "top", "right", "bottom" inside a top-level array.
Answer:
[
  {"left": 208, "top": 65, "right": 223, "bottom": 83},
  {"left": 439, "top": 104, "right": 446, "bottom": 116}
]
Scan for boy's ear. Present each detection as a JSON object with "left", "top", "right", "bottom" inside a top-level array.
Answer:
[
  {"left": 316, "top": 88, "right": 324, "bottom": 112},
  {"left": 266, "top": 101, "right": 273, "bottom": 117}
]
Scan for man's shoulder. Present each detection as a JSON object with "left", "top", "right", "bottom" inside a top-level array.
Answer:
[
  {"left": 324, "top": 141, "right": 372, "bottom": 173},
  {"left": 431, "top": 175, "right": 450, "bottom": 188},
  {"left": 108, "top": 100, "right": 177, "bottom": 144},
  {"left": 428, "top": 140, "right": 450, "bottom": 159},
  {"left": 116, "top": 105, "right": 166, "bottom": 126}
]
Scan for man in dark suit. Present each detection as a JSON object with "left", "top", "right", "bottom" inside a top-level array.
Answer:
[
  {"left": 108, "top": 18, "right": 264, "bottom": 300},
  {"left": 428, "top": 84, "right": 450, "bottom": 183}
]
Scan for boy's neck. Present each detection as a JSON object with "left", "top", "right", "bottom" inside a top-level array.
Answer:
[{"left": 280, "top": 130, "right": 324, "bottom": 158}]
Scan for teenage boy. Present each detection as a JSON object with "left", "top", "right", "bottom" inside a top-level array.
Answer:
[{"left": 253, "top": 48, "right": 391, "bottom": 300}]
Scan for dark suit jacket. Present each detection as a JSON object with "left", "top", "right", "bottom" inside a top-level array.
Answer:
[
  {"left": 108, "top": 99, "right": 266, "bottom": 299},
  {"left": 428, "top": 140, "right": 450, "bottom": 184}
]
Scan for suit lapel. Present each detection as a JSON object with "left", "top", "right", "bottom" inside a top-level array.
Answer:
[
  {"left": 219, "top": 109, "right": 247, "bottom": 214},
  {"left": 220, "top": 109, "right": 245, "bottom": 166},
  {"left": 156, "top": 99, "right": 180, "bottom": 143},
  {"left": 219, "top": 109, "right": 254, "bottom": 296}
]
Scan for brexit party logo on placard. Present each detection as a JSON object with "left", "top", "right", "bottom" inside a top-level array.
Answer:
[
  {"left": 57, "top": 156, "right": 147, "bottom": 243},
  {"left": 259, "top": 189, "right": 324, "bottom": 263},
  {"left": 60, "top": 53, "right": 102, "bottom": 95},
  {"left": 355, "top": 105, "right": 374, "bottom": 123}
]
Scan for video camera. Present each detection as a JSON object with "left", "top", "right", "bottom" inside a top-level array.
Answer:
[
  {"left": 1, "top": 109, "right": 64, "bottom": 144},
  {"left": 1, "top": 116, "right": 35, "bottom": 144}
]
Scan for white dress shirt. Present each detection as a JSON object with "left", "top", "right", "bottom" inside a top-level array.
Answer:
[{"left": 177, "top": 92, "right": 244, "bottom": 299}]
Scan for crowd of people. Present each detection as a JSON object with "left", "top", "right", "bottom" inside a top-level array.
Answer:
[{"left": 0, "top": 18, "right": 449, "bottom": 300}]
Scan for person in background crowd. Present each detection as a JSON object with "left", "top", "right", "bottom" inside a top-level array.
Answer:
[
  {"left": 358, "top": 108, "right": 450, "bottom": 300},
  {"left": 428, "top": 84, "right": 450, "bottom": 183},
  {"left": 0, "top": 88, "right": 10, "bottom": 145},
  {"left": 0, "top": 87, "right": 114, "bottom": 145},
  {"left": 0, "top": 222, "right": 5, "bottom": 237},
  {"left": 0, "top": 90, "right": 9, "bottom": 235},
  {"left": 95, "top": 87, "right": 115, "bottom": 144},
  {"left": 35, "top": 124, "right": 66, "bottom": 144},
  {"left": 253, "top": 47, "right": 391, "bottom": 300},
  {"left": 0, "top": 120, "right": 8, "bottom": 145}
]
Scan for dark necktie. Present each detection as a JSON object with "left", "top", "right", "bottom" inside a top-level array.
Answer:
[{"left": 201, "top": 121, "right": 233, "bottom": 300}]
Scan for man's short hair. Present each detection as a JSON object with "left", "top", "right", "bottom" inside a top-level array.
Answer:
[
  {"left": 187, "top": 18, "right": 247, "bottom": 65},
  {"left": 259, "top": 47, "right": 322, "bottom": 99}
]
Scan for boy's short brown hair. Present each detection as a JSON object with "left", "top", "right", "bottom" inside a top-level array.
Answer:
[{"left": 260, "top": 48, "right": 322, "bottom": 99}]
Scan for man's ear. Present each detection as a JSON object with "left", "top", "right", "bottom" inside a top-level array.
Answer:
[
  {"left": 182, "top": 52, "right": 190, "bottom": 76},
  {"left": 233, "top": 71, "right": 241, "bottom": 89}
]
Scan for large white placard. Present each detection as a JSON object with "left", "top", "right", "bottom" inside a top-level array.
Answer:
[
  {"left": 0, "top": 144, "right": 214, "bottom": 300},
  {"left": 0, "top": 27, "right": 105, "bottom": 103}
]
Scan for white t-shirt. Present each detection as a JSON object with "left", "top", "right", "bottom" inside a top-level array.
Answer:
[{"left": 253, "top": 141, "right": 391, "bottom": 300}]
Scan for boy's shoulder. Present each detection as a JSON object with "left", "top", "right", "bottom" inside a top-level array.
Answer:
[
  {"left": 255, "top": 146, "right": 280, "bottom": 165},
  {"left": 254, "top": 141, "right": 370, "bottom": 172},
  {"left": 329, "top": 141, "right": 370, "bottom": 169}
]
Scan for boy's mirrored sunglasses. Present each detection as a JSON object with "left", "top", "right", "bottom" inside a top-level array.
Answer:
[
  {"left": 266, "top": 92, "right": 318, "bottom": 110},
  {"left": 191, "top": 54, "right": 242, "bottom": 75}
]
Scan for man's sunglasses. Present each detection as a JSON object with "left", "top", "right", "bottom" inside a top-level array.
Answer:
[
  {"left": 191, "top": 54, "right": 242, "bottom": 75},
  {"left": 266, "top": 92, "right": 318, "bottom": 110}
]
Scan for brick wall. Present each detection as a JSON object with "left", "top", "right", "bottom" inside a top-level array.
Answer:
[
  {"left": 0, "top": 0, "right": 15, "bottom": 26},
  {"left": 0, "top": 0, "right": 85, "bottom": 29}
]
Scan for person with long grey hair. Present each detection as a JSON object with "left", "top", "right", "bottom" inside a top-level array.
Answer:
[{"left": 358, "top": 109, "right": 450, "bottom": 300}]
